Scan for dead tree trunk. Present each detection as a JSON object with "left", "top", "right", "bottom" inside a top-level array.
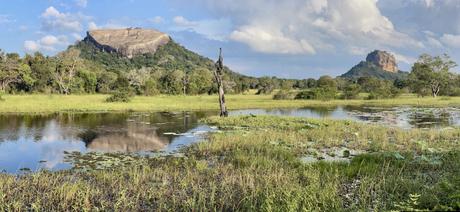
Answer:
[{"left": 214, "top": 48, "right": 228, "bottom": 117}]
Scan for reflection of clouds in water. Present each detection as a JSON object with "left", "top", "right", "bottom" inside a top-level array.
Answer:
[
  {"left": 164, "top": 125, "right": 214, "bottom": 153},
  {"left": 1, "top": 108, "right": 460, "bottom": 174},
  {"left": 41, "top": 120, "right": 78, "bottom": 143},
  {"left": 39, "top": 139, "right": 85, "bottom": 169},
  {"left": 0, "top": 118, "right": 85, "bottom": 172}
]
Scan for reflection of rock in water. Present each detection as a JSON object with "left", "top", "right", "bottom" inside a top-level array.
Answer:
[{"left": 79, "top": 124, "right": 169, "bottom": 152}]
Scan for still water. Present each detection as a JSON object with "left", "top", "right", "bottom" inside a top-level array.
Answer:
[{"left": 1, "top": 106, "right": 459, "bottom": 173}]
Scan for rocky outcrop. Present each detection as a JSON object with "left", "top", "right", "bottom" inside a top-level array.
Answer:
[
  {"left": 366, "top": 50, "right": 398, "bottom": 73},
  {"left": 341, "top": 50, "right": 406, "bottom": 80},
  {"left": 84, "top": 28, "right": 170, "bottom": 58}
]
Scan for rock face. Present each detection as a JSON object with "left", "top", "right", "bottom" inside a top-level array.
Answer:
[
  {"left": 341, "top": 50, "right": 406, "bottom": 80},
  {"left": 84, "top": 28, "right": 170, "bottom": 58},
  {"left": 366, "top": 50, "right": 398, "bottom": 73}
]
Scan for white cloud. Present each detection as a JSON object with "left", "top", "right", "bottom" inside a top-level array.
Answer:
[
  {"left": 392, "top": 52, "right": 417, "bottom": 65},
  {"left": 24, "top": 41, "right": 40, "bottom": 53},
  {"left": 172, "top": 16, "right": 231, "bottom": 41},
  {"left": 424, "top": 0, "right": 435, "bottom": 8},
  {"left": 230, "top": 26, "right": 316, "bottom": 54},
  {"left": 40, "top": 35, "right": 60, "bottom": 46},
  {"left": 193, "top": 0, "right": 421, "bottom": 55},
  {"left": 40, "top": 6, "right": 90, "bottom": 32},
  {"left": 88, "top": 21, "right": 98, "bottom": 30},
  {"left": 75, "top": 0, "right": 88, "bottom": 8},
  {"left": 349, "top": 46, "right": 368, "bottom": 56},
  {"left": 24, "top": 35, "right": 69, "bottom": 53},
  {"left": 149, "top": 16, "right": 164, "bottom": 24},
  {"left": 378, "top": 0, "right": 460, "bottom": 35},
  {"left": 173, "top": 16, "right": 195, "bottom": 27},
  {"left": 71, "top": 33, "right": 83, "bottom": 40},
  {"left": 441, "top": 34, "right": 460, "bottom": 48}
]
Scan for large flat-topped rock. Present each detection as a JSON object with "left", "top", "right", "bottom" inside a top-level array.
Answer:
[
  {"left": 85, "top": 28, "right": 170, "bottom": 58},
  {"left": 366, "top": 50, "right": 398, "bottom": 73}
]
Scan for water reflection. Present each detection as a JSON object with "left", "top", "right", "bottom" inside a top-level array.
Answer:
[
  {"left": 80, "top": 123, "right": 169, "bottom": 152},
  {"left": 1, "top": 106, "right": 460, "bottom": 173},
  {"left": 0, "top": 111, "right": 216, "bottom": 173}
]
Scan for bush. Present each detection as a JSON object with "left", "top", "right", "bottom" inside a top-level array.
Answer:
[
  {"left": 273, "top": 90, "right": 295, "bottom": 100},
  {"left": 106, "top": 90, "right": 132, "bottom": 103},
  {"left": 143, "top": 80, "right": 160, "bottom": 96},
  {"left": 368, "top": 86, "right": 401, "bottom": 99},
  {"left": 295, "top": 88, "right": 336, "bottom": 101},
  {"left": 256, "top": 86, "right": 274, "bottom": 95},
  {"left": 341, "top": 84, "right": 361, "bottom": 99}
]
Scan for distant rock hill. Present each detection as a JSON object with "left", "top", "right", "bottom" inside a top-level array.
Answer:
[
  {"left": 341, "top": 50, "right": 407, "bottom": 80},
  {"left": 73, "top": 27, "right": 253, "bottom": 87},
  {"left": 84, "top": 28, "right": 171, "bottom": 58}
]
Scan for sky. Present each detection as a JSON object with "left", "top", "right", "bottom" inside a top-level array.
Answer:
[{"left": 0, "top": 0, "right": 459, "bottom": 79}]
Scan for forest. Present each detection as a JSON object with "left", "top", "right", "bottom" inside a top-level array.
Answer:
[{"left": 0, "top": 39, "right": 459, "bottom": 103}]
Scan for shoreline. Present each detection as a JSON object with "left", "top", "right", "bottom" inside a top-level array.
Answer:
[{"left": 0, "top": 94, "right": 459, "bottom": 114}]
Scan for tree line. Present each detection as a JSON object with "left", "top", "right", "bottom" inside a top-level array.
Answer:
[
  {"left": 0, "top": 45, "right": 458, "bottom": 99},
  {"left": 272, "top": 53, "right": 459, "bottom": 100}
]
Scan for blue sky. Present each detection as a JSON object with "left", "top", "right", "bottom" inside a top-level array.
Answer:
[{"left": 0, "top": 0, "right": 460, "bottom": 79}]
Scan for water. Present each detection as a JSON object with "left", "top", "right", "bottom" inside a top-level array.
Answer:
[{"left": 1, "top": 106, "right": 459, "bottom": 173}]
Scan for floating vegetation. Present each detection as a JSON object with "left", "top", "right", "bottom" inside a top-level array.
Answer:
[{"left": 64, "top": 151, "right": 149, "bottom": 171}]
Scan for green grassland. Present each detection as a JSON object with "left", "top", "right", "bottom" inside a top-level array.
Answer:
[
  {"left": 0, "top": 116, "right": 459, "bottom": 211},
  {"left": 1, "top": 93, "right": 460, "bottom": 113}
]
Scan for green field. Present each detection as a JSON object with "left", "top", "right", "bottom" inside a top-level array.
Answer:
[
  {"left": 0, "top": 116, "right": 458, "bottom": 211},
  {"left": 1, "top": 94, "right": 460, "bottom": 113}
]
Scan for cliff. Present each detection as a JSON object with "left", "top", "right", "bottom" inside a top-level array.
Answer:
[
  {"left": 84, "top": 28, "right": 171, "bottom": 58},
  {"left": 366, "top": 50, "right": 398, "bottom": 73},
  {"left": 341, "top": 50, "right": 406, "bottom": 80}
]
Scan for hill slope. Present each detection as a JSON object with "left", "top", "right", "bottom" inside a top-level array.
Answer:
[
  {"left": 73, "top": 29, "right": 252, "bottom": 85},
  {"left": 341, "top": 61, "right": 408, "bottom": 80}
]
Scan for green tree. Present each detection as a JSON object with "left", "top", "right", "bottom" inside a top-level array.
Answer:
[
  {"left": 408, "top": 54, "right": 457, "bottom": 98},
  {"left": 317, "top": 75, "right": 337, "bottom": 89},
  {"left": 27, "top": 52, "right": 54, "bottom": 92},
  {"left": 0, "top": 51, "right": 34, "bottom": 92},
  {"left": 127, "top": 67, "right": 151, "bottom": 95},
  {"left": 256, "top": 77, "right": 275, "bottom": 94},
  {"left": 143, "top": 79, "right": 160, "bottom": 96},
  {"left": 280, "top": 80, "right": 294, "bottom": 91},
  {"left": 187, "top": 68, "right": 213, "bottom": 95},
  {"left": 53, "top": 48, "right": 83, "bottom": 94},
  {"left": 342, "top": 83, "right": 361, "bottom": 99},
  {"left": 77, "top": 69, "right": 97, "bottom": 93},
  {"left": 96, "top": 71, "right": 118, "bottom": 93},
  {"left": 306, "top": 78, "right": 317, "bottom": 88},
  {"left": 368, "top": 80, "right": 401, "bottom": 99},
  {"left": 358, "top": 77, "right": 382, "bottom": 93},
  {"left": 161, "top": 70, "right": 185, "bottom": 95}
]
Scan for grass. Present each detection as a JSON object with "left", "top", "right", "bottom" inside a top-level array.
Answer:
[
  {"left": 0, "top": 93, "right": 459, "bottom": 114},
  {"left": 0, "top": 115, "right": 459, "bottom": 211}
]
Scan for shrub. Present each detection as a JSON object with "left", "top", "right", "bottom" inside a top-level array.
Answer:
[
  {"left": 143, "top": 80, "right": 160, "bottom": 96},
  {"left": 295, "top": 88, "right": 336, "bottom": 101},
  {"left": 341, "top": 84, "right": 361, "bottom": 99},
  {"left": 368, "top": 86, "right": 401, "bottom": 99},
  {"left": 273, "top": 90, "right": 295, "bottom": 100},
  {"left": 106, "top": 90, "right": 132, "bottom": 103}
]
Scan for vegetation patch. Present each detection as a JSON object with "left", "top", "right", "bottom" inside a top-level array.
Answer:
[
  {"left": 0, "top": 116, "right": 458, "bottom": 210},
  {"left": 105, "top": 90, "right": 132, "bottom": 103}
]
